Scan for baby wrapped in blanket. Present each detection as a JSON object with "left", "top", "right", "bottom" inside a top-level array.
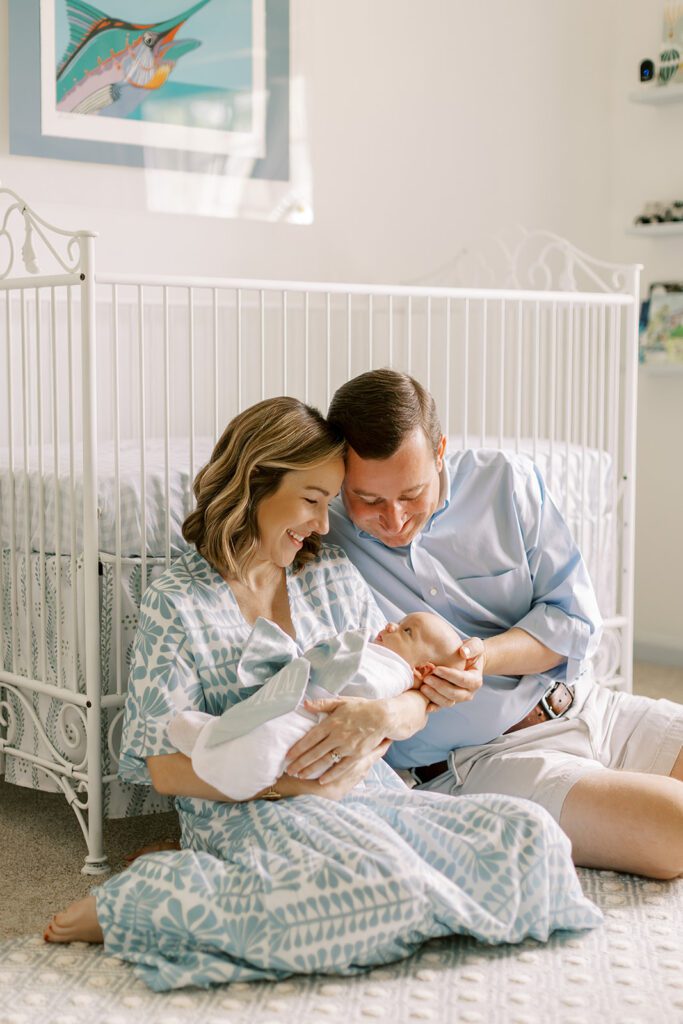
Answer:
[{"left": 168, "top": 611, "right": 464, "bottom": 800}]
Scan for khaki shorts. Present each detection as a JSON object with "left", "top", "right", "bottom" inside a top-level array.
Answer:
[{"left": 414, "top": 674, "right": 683, "bottom": 823}]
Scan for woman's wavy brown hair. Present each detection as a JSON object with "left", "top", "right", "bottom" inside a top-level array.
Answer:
[{"left": 182, "top": 397, "right": 345, "bottom": 580}]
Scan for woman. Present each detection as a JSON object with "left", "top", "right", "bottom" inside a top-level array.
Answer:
[{"left": 44, "top": 397, "right": 601, "bottom": 991}]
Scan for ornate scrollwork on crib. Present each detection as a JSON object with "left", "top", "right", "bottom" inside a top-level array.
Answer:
[
  {"left": 0, "top": 682, "right": 88, "bottom": 772},
  {"left": 421, "top": 227, "right": 639, "bottom": 296},
  {"left": 0, "top": 185, "right": 91, "bottom": 280},
  {"left": 57, "top": 702, "right": 88, "bottom": 765},
  {"left": 0, "top": 694, "right": 18, "bottom": 748},
  {"left": 508, "top": 230, "right": 636, "bottom": 295},
  {"left": 591, "top": 625, "right": 622, "bottom": 685}
]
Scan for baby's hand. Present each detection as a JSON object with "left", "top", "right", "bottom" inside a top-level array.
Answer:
[
  {"left": 417, "top": 637, "right": 486, "bottom": 711},
  {"left": 414, "top": 659, "right": 466, "bottom": 711}
]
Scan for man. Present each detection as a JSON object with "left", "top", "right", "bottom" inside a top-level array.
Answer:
[{"left": 313, "top": 368, "right": 683, "bottom": 879}]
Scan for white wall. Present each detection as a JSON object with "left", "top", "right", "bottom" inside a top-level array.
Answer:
[
  {"left": 0, "top": 0, "right": 613, "bottom": 281},
  {"left": 1, "top": 0, "right": 678, "bottom": 660},
  {"left": 607, "top": 0, "right": 683, "bottom": 665}
]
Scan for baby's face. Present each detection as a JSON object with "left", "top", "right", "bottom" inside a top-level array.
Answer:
[{"left": 375, "top": 612, "right": 459, "bottom": 669}]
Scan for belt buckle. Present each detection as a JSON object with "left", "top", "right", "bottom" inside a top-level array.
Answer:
[{"left": 539, "top": 681, "right": 563, "bottom": 720}]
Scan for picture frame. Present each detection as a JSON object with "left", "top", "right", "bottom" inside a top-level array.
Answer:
[
  {"left": 639, "top": 281, "right": 683, "bottom": 365},
  {"left": 8, "top": 0, "right": 310, "bottom": 222},
  {"left": 39, "top": 0, "right": 267, "bottom": 159}
]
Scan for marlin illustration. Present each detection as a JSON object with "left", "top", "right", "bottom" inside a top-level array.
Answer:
[{"left": 56, "top": 0, "right": 212, "bottom": 116}]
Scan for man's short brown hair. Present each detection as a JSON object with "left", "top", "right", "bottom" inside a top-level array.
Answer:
[{"left": 327, "top": 368, "right": 443, "bottom": 459}]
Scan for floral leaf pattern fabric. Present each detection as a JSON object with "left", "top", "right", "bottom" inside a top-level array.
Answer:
[{"left": 97, "top": 545, "right": 602, "bottom": 991}]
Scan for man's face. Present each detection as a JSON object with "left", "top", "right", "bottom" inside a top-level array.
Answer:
[{"left": 342, "top": 429, "right": 446, "bottom": 548}]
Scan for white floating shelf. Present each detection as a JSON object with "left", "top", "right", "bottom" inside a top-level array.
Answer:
[
  {"left": 629, "top": 86, "right": 683, "bottom": 104},
  {"left": 627, "top": 222, "right": 683, "bottom": 236}
]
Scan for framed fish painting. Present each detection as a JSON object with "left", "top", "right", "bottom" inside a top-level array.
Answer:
[
  {"left": 40, "top": 0, "right": 267, "bottom": 157},
  {"left": 8, "top": 0, "right": 310, "bottom": 221}
]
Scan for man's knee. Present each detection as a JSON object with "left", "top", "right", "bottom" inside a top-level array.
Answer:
[
  {"left": 561, "top": 772, "right": 683, "bottom": 879},
  {"left": 646, "top": 796, "right": 683, "bottom": 879}
]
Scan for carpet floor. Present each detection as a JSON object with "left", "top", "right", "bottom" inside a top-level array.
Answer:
[
  {"left": 0, "top": 869, "right": 682, "bottom": 1024},
  {"left": 0, "top": 661, "right": 681, "bottom": 1022}
]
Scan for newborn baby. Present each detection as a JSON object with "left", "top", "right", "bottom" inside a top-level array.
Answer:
[{"left": 168, "top": 611, "right": 465, "bottom": 801}]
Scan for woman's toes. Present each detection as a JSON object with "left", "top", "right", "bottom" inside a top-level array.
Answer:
[{"left": 43, "top": 896, "right": 103, "bottom": 944}]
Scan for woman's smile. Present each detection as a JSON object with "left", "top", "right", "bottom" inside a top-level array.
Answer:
[{"left": 255, "top": 457, "right": 345, "bottom": 568}]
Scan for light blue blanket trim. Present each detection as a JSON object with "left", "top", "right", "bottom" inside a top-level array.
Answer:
[{"left": 204, "top": 617, "right": 369, "bottom": 748}]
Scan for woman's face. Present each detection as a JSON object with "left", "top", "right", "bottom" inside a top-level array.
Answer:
[{"left": 255, "top": 456, "right": 345, "bottom": 568}]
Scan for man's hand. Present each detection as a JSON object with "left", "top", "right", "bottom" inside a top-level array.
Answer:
[{"left": 418, "top": 636, "right": 486, "bottom": 710}]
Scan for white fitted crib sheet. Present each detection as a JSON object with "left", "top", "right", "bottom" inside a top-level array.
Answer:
[{"left": 0, "top": 436, "right": 214, "bottom": 558}]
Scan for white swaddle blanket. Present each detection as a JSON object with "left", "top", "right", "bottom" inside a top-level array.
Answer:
[{"left": 167, "top": 617, "right": 413, "bottom": 800}]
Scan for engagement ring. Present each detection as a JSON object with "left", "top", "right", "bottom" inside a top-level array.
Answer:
[{"left": 330, "top": 751, "right": 342, "bottom": 764}]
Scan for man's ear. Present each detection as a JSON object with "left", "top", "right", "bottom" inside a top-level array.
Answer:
[{"left": 435, "top": 434, "right": 447, "bottom": 471}]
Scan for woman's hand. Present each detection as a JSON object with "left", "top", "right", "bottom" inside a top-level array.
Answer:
[
  {"left": 285, "top": 687, "right": 431, "bottom": 781},
  {"left": 285, "top": 695, "right": 391, "bottom": 780},
  {"left": 293, "top": 739, "right": 393, "bottom": 799},
  {"left": 419, "top": 636, "right": 486, "bottom": 710}
]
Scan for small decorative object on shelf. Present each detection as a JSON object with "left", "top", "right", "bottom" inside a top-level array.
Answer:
[
  {"left": 634, "top": 199, "right": 683, "bottom": 225},
  {"left": 639, "top": 281, "right": 683, "bottom": 366},
  {"left": 659, "top": 4, "right": 683, "bottom": 83}
]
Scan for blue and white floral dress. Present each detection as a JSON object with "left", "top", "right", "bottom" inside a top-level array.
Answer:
[{"left": 95, "top": 545, "right": 602, "bottom": 992}]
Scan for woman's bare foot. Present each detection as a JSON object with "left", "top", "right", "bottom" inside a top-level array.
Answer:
[{"left": 44, "top": 895, "right": 104, "bottom": 944}]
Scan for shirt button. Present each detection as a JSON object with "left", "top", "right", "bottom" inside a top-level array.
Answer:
[{"left": 429, "top": 587, "right": 438, "bottom": 596}]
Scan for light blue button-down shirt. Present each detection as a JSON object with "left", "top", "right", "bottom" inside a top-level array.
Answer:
[{"left": 327, "top": 448, "right": 602, "bottom": 768}]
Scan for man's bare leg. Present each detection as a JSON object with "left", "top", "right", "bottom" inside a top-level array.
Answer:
[
  {"left": 560, "top": 762, "right": 683, "bottom": 879},
  {"left": 44, "top": 895, "right": 104, "bottom": 944}
]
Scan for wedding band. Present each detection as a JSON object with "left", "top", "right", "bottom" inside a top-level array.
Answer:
[{"left": 330, "top": 751, "right": 342, "bottom": 764}]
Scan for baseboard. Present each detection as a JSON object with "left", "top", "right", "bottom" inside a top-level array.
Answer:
[{"left": 634, "top": 636, "right": 683, "bottom": 668}]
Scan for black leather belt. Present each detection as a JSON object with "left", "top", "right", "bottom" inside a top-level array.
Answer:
[{"left": 412, "top": 681, "right": 575, "bottom": 785}]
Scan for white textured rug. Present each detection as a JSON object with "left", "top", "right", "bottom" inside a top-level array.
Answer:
[{"left": 1, "top": 870, "right": 681, "bottom": 1024}]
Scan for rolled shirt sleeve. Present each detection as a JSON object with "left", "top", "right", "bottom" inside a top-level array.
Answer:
[{"left": 511, "top": 462, "right": 602, "bottom": 681}]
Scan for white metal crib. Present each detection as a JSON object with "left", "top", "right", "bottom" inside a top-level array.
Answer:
[{"left": 0, "top": 186, "right": 641, "bottom": 873}]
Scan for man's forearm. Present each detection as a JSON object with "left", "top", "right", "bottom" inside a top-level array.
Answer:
[{"left": 482, "top": 627, "right": 565, "bottom": 677}]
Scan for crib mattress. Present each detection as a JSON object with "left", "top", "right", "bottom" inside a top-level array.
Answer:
[{"left": 0, "top": 436, "right": 214, "bottom": 558}]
